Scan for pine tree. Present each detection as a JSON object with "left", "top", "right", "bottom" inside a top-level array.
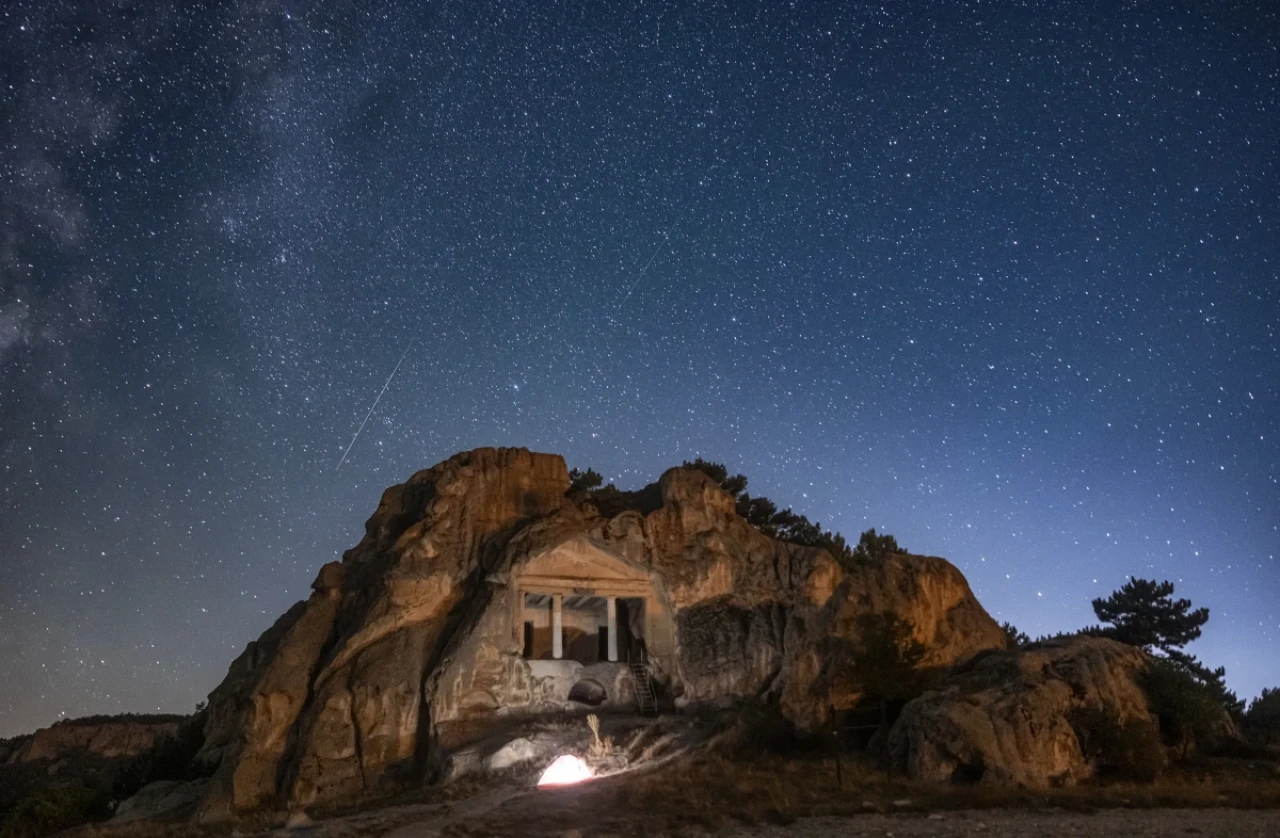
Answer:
[
  {"left": 1141, "top": 657, "right": 1225, "bottom": 757},
  {"left": 851, "top": 528, "right": 902, "bottom": 561},
  {"left": 850, "top": 612, "right": 927, "bottom": 702},
  {"left": 1245, "top": 688, "right": 1280, "bottom": 744},
  {"left": 1163, "top": 649, "right": 1245, "bottom": 718},
  {"left": 1091, "top": 578, "right": 1209, "bottom": 652},
  {"left": 680, "top": 459, "right": 857, "bottom": 567},
  {"left": 567, "top": 467, "right": 604, "bottom": 494},
  {"left": 1093, "top": 578, "right": 1240, "bottom": 717},
  {"left": 1001, "top": 622, "right": 1030, "bottom": 649},
  {"left": 681, "top": 458, "right": 729, "bottom": 485}
]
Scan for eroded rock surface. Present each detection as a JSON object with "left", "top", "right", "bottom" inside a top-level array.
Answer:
[
  {"left": 887, "top": 636, "right": 1155, "bottom": 787},
  {"left": 6, "top": 720, "right": 180, "bottom": 764},
  {"left": 111, "top": 778, "right": 210, "bottom": 823},
  {"left": 194, "top": 447, "right": 1004, "bottom": 818}
]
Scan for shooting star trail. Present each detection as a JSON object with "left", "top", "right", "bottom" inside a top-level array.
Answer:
[
  {"left": 614, "top": 199, "right": 694, "bottom": 314},
  {"left": 334, "top": 339, "right": 415, "bottom": 471}
]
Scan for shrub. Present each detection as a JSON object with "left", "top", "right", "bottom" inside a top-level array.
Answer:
[
  {"left": 587, "top": 459, "right": 905, "bottom": 570},
  {"left": 0, "top": 784, "right": 112, "bottom": 838},
  {"left": 111, "top": 707, "right": 211, "bottom": 799},
  {"left": 48, "top": 713, "right": 185, "bottom": 728},
  {"left": 1071, "top": 706, "right": 1165, "bottom": 782},
  {"left": 567, "top": 467, "right": 604, "bottom": 495},
  {"left": 1001, "top": 622, "right": 1030, "bottom": 649},
  {"left": 851, "top": 529, "right": 903, "bottom": 561},
  {"left": 729, "top": 699, "right": 802, "bottom": 756},
  {"left": 1245, "top": 687, "right": 1280, "bottom": 745},
  {"left": 849, "top": 612, "right": 927, "bottom": 702},
  {"left": 1140, "top": 658, "right": 1224, "bottom": 757}
]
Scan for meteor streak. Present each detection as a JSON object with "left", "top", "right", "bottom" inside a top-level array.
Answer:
[
  {"left": 614, "top": 198, "right": 694, "bottom": 314},
  {"left": 334, "top": 339, "right": 415, "bottom": 470}
]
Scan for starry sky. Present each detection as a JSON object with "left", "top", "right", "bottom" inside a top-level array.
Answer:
[{"left": 1, "top": 1, "right": 1277, "bottom": 739}]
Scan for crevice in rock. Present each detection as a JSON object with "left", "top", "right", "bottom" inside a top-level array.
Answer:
[
  {"left": 411, "top": 517, "right": 538, "bottom": 782},
  {"left": 348, "top": 670, "right": 368, "bottom": 792},
  {"left": 277, "top": 608, "right": 345, "bottom": 804}
]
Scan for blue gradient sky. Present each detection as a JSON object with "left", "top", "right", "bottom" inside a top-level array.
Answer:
[{"left": 1, "top": 1, "right": 1276, "bottom": 737}]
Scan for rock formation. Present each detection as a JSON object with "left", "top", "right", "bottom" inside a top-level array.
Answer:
[
  {"left": 887, "top": 636, "right": 1158, "bottom": 787},
  {"left": 194, "top": 447, "right": 1005, "bottom": 818},
  {"left": 4, "top": 719, "right": 180, "bottom": 764}
]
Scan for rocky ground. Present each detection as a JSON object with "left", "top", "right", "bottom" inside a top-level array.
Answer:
[
  {"left": 108, "top": 799, "right": 1277, "bottom": 838},
  {"left": 73, "top": 762, "right": 1280, "bottom": 838},
  {"left": 59, "top": 717, "right": 1280, "bottom": 838},
  {"left": 696, "top": 810, "right": 1277, "bottom": 837}
]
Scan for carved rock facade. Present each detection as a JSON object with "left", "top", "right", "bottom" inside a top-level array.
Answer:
[{"left": 195, "top": 447, "right": 1004, "bottom": 818}]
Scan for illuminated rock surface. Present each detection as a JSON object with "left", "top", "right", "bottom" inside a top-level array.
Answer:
[
  {"left": 536, "top": 754, "right": 593, "bottom": 787},
  {"left": 888, "top": 636, "right": 1158, "bottom": 788},
  {"left": 192, "top": 447, "right": 1005, "bottom": 818},
  {"left": 3, "top": 719, "right": 180, "bottom": 764}
]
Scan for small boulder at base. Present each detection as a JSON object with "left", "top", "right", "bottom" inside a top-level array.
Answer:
[
  {"left": 487, "top": 737, "right": 546, "bottom": 771},
  {"left": 112, "top": 779, "right": 210, "bottom": 823}
]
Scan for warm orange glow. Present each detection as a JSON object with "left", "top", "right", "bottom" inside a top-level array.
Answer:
[{"left": 537, "top": 754, "right": 593, "bottom": 787}]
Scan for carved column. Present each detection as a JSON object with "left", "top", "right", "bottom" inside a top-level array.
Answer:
[
  {"left": 606, "top": 595, "right": 618, "bottom": 662},
  {"left": 552, "top": 593, "right": 563, "bottom": 660}
]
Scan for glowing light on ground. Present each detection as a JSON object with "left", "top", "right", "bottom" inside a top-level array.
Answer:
[{"left": 537, "top": 754, "right": 594, "bottom": 787}]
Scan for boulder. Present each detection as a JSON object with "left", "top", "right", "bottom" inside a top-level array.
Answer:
[
  {"left": 112, "top": 779, "right": 209, "bottom": 823},
  {"left": 887, "top": 636, "right": 1155, "bottom": 787},
  {"left": 778, "top": 553, "right": 1007, "bottom": 730},
  {"left": 486, "top": 737, "right": 546, "bottom": 771}
]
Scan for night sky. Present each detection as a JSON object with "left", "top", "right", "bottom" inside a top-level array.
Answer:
[{"left": 2, "top": 1, "right": 1277, "bottom": 739}]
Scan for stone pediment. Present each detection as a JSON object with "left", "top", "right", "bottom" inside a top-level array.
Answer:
[{"left": 516, "top": 537, "right": 650, "bottom": 585}]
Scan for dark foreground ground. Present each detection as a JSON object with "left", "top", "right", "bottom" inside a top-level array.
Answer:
[
  {"left": 428, "top": 809, "right": 1279, "bottom": 838},
  {"left": 519, "top": 809, "right": 1278, "bottom": 838},
  {"left": 57, "top": 715, "right": 1280, "bottom": 838},
  {"left": 79, "top": 797, "right": 1280, "bottom": 838},
  {"left": 68, "top": 753, "right": 1280, "bottom": 838}
]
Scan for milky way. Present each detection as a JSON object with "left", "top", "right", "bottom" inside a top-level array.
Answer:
[{"left": 1, "top": 2, "right": 1277, "bottom": 737}]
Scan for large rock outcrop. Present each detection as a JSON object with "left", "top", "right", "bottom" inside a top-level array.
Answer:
[
  {"left": 5, "top": 719, "right": 180, "bottom": 764},
  {"left": 887, "top": 636, "right": 1155, "bottom": 787},
  {"left": 196, "top": 448, "right": 570, "bottom": 819},
  {"left": 194, "top": 447, "right": 1004, "bottom": 818}
]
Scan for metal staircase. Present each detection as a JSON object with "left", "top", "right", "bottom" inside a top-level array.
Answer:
[{"left": 628, "top": 650, "right": 658, "bottom": 716}]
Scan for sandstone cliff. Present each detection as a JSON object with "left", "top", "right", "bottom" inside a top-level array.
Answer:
[
  {"left": 194, "top": 447, "right": 1005, "bottom": 818},
  {"left": 196, "top": 448, "right": 570, "bottom": 819},
  {"left": 5, "top": 719, "right": 180, "bottom": 764}
]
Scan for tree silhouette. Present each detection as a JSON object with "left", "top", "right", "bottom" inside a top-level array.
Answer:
[
  {"left": 1246, "top": 688, "right": 1280, "bottom": 744},
  {"left": 1092, "top": 578, "right": 1241, "bottom": 717},
  {"left": 852, "top": 528, "right": 902, "bottom": 561},
  {"left": 1001, "top": 621, "right": 1030, "bottom": 649},
  {"left": 1091, "top": 578, "right": 1209, "bottom": 652},
  {"left": 850, "top": 612, "right": 927, "bottom": 701},
  {"left": 567, "top": 467, "right": 604, "bottom": 495},
  {"left": 681, "top": 458, "right": 748, "bottom": 497},
  {"left": 1141, "top": 658, "right": 1226, "bottom": 756}
]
